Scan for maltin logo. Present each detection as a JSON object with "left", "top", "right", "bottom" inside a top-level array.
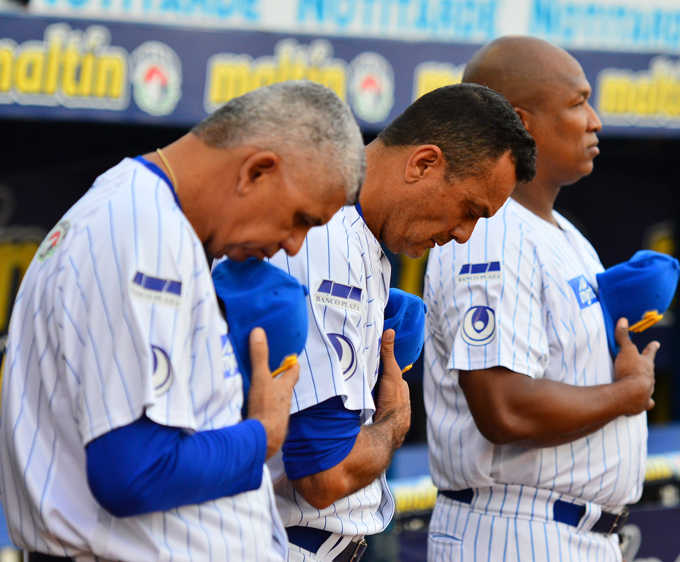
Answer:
[
  {"left": 349, "top": 52, "right": 394, "bottom": 124},
  {"left": 130, "top": 41, "right": 182, "bottom": 116}
]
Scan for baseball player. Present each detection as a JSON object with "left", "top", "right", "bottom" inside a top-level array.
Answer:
[
  {"left": 0, "top": 82, "right": 365, "bottom": 562},
  {"left": 267, "top": 83, "right": 538, "bottom": 562},
  {"left": 424, "top": 37, "right": 658, "bottom": 561}
]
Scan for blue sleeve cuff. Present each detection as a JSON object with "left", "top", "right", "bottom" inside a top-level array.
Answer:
[
  {"left": 282, "top": 396, "right": 360, "bottom": 481},
  {"left": 86, "top": 415, "right": 267, "bottom": 517},
  {"left": 242, "top": 418, "right": 267, "bottom": 490}
]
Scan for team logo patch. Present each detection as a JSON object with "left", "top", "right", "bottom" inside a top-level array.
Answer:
[
  {"left": 36, "top": 220, "right": 70, "bottom": 262},
  {"left": 221, "top": 333, "right": 241, "bottom": 379},
  {"left": 131, "top": 42, "right": 182, "bottom": 116},
  {"left": 461, "top": 306, "right": 496, "bottom": 346},
  {"left": 327, "top": 333, "right": 358, "bottom": 381},
  {"left": 349, "top": 52, "right": 395, "bottom": 123},
  {"left": 568, "top": 276, "right": 599, "bottom": 309},
  {"left": 130, "top": 271, "right": 182, "bottom": 309},
  {"left": 314, "top": 280, "right": 363, "bottom": 313},
  {"left": 151, "top": 345, "right": 173, "bottom": 396},
  {"left": 455, "top": 262, "right": 502, "bottom": 283}
]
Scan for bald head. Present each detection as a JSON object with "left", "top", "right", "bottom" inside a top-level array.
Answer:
[
  {"left": 463, "top": 36, "right": 602, "bottom": 196},
  {"left": 462, "top": 36, "right": 585, "bottom": 110}
]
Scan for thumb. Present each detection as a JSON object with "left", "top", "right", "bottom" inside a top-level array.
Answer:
[
  {"left": 380, "top": 329, "right": 398, "bottom": 373},
  {"left": 614, "top": 318, "right": 633, "bottom": 350},
  {"left": 248, "top": 327, "right": 270, "bottom": 382},
  {"left": 642, "top": 340, "right": 660, "bottom": 361}
]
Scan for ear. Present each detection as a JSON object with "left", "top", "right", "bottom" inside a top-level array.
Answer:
[
  {"left": 405, "top": 145, "right": 444, "bottom": 184},
  {"left": 236, "top": 151, "right": 279, "bottom": 195},
  {"left": 514, "top": 107, "right": 532, "bottom": 132}
]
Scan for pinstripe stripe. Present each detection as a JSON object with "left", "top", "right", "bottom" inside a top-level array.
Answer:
[
  {"left": 428, "top": 493, "right": 622, "bottom": 561},
  {"left": 0, "top": 158, "right": 286, "bottom": 561},
  {"left": 424, "top": 196, "right": 646, "bottom": 559},
  {"left": 268, "top": 205, "right": 394, "bottom": 538}
]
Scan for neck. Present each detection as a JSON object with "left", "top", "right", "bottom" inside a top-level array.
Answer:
[
  {"left": 357, "top": 141, "right": 393, "bottom": 242},
  {"left": 510, "top": 172, "right": 562, "bottom": 227},
  {"left": 145, "top": 134, "right": 238, "bottom": 244}
]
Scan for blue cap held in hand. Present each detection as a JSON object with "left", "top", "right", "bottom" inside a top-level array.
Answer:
[
  {"left": 212, "top": 258, "right": 309, "bottom": 382},
  {"left": 383, "top": 288, "right": 427, "bottom": 372},
  {"left": 596, "top": 250, "right": 680, "bottom": 356}
]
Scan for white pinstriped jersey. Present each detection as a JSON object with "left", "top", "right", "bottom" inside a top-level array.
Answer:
[
  {"left": 267, "top": 205, "right": 395, "bottom": 537},
  {"left": 424, "top": 198, "right": 646, "bottom": 511},
  {"left": 0, "top": 158, "right": 287, "bottom": 562}
]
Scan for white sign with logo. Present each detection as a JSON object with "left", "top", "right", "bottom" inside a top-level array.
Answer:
[{"left": 25, "top": 0, "right": 680, "bottom": 54}]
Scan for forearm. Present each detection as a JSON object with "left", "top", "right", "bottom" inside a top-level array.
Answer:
[
  {"left": 506, "top": 380, "right": 633, "bottom": 447},
  {"left": 87, "top": 416, "right": 266, "bottom": 517},
  {"left": 461, "top": 368, "right": 644, "bottom": 448},
  {"left": 291, "top": 412, "right": 402, "bottom": 509}
]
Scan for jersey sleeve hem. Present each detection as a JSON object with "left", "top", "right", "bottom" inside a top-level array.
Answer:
[
  {"left": 449, "top": 356, "right": 541, "bottom": 379},
  {"left": 83, "top": 405, "right": 202, "bottom": 446}
]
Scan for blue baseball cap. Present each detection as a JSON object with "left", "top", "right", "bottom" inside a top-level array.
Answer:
[
  {"left": 383, "top": 288, "right": 427, "bottom": 371},
  {"left": 212, "top": 259, "right": 309, "bottom": 381},
  {"left": 596, "top": 250, "right": 680, "bottom": 355}
]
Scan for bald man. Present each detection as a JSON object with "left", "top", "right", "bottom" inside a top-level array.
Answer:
[{"left": 424, "top": 37, "right": 657, "bottom": 561}]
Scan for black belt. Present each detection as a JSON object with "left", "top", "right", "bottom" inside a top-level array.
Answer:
[
  {"left": 439, "top": 489, "right": 629, "bottom": 536},
  {"left": 287, "top": 526, "right": 368, "bottom": 562},
  {"left": 28, "top": 554, "right": 75, "bottom": 562}
]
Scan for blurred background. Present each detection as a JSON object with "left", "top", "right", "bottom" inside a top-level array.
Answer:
[{"left": 0, "top": 0, "right": 680, "bottom": 560}]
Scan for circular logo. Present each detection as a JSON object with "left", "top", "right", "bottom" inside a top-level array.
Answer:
[
  {"left": 36, "top": 220, "right": 70, "bottom": 262},
  {"left": 348, "top": 52, "right": 395, "bottom": 124},
  {"left": 131, "top": 42, "right": 182, "bottom": 116},
  {"left": 461, "top": 306, "right": 496, "bottom": 347},
  {"left": 152, "top": 345, "right": 173, "bottom": 396},
  {"left": 327, "top": 333, "right": 358, "bottom": 381}
]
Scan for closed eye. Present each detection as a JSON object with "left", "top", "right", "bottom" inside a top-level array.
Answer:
[{"left": 300, "top": 213, "right": 323, "bottom": 228}]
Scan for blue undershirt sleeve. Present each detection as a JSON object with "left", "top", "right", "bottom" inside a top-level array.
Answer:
[
  {"left": 282, "top": 395, "right": 361, "bottom": 481},
  {"left": 86, "top": 415, "right": 267, "bottom": 517}
]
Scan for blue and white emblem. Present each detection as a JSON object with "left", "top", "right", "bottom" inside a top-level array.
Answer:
[
  {"left": 221, "top": 333, "right": 241, "bottom": 379},
  {"left": 151, "top": 345, "right": 173, "bottom": 396},
  {"left": 568, "top": 276, "right": 599, "bottom": 309},
  {"left": 461, "top": 306, "right": 496, "bottom": 346},
  {"left": 327, "top": 333, "right": 358, "bottom": 381}
]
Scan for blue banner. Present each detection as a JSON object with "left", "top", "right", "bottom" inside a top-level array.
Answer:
[{"left": 2, "top": 13, "right": 680, "bottom": 135}]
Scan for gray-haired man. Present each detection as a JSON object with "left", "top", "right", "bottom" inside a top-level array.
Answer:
[{"left": 0, "top": 81, "right": 364, "bottom": 562}]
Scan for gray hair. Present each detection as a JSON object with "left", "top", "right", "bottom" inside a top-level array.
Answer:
[{"left": 192, "top": 81, "right": 365, "bottom": 204}]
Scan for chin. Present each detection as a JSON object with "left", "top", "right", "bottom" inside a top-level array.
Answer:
[
  {"left": 402, "top": 246, "right": 428, "bottom": 259},
  {"left": 225, "top": 249, "right": 264, "bottom": 262}
]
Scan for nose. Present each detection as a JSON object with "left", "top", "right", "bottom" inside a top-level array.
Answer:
[
  {"left": 280, "top": 226, "right": 310, "bottom": 257},
  {"left": 586, "top": 101, "right": 602, "bottom": 132},
  {"left": 450, "top": 219, "right": 478, "bottom": 245}
]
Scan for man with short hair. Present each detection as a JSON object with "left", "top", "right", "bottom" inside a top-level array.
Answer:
[
  {"left": 424, "top": 37, "right": 657, "bottom": 561},
  {"left": 267, "top": 83, "right": 537, "bottom": 562},
  {"left": 0, "top": 81, "right": 364, "bottom": 562}
]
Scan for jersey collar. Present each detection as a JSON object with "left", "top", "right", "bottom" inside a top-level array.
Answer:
[
  {"left": 355, "top": 202, "right": 365, "bottom": 222},
  {"left": 134, "top": 156, "right": 182, "bottom": 211}
]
